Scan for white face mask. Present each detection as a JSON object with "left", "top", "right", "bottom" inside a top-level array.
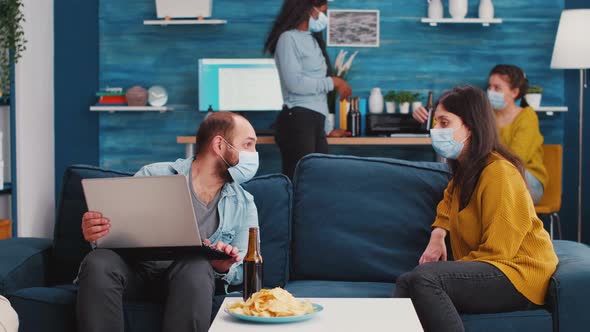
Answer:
[
  {"left": 218, "top": 137, "right": 259, "bottom": 184},
  {"left": 430, "top": 127, "right": 469, "bottom": 160},
  {"left": 309, "top": 7, "right": 328, "bottom": 32}
]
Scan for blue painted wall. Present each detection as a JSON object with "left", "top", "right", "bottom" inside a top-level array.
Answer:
[
  {"left": 98, "top": 0, "right": 565, "bottom": 173},
  {"left": 54, "top": 0, "right": 100, "bottom": 200}
]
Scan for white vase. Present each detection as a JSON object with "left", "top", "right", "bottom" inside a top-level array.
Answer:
[
  {"left": 428, "top": 0, "right": 444, "bottom": 19},
  {"left": 399, "top": 102, "right": 411, "bottom": 114},
  {"left": 369, "top": 88, "right": 384, "bottom": 114},
  {"left": 386, "top": 101, "right": 396, "bottom": 114},
  {"left": 449, "top": 0, "right": 468, "bottom": 19},
  {"left": 525, "top": 93, "right": 542, "bottom": 109},
  {"left": 478, "top": 0, "right": 494, "bottom": 20}
]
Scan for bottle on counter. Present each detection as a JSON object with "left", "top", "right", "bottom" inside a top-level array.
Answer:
[
  {"left": 422, "top": 91, "right": 434, "bottom": 132},
  {"left": 347, "top": 97, "right": 361, "bottom": 137}
]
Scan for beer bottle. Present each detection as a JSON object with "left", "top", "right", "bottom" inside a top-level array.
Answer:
[
  {"left": 243, "top": 227, "right": 263, "bottom": 300},
  {"left": 423, "top": 91, "right": 434, "bottom": 132}
]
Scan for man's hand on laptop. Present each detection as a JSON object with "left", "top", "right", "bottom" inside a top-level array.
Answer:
[
  {"left": 203, "top": 239, "right": 241, "bottom": 273},
  {"left": 82, "top": 211, "right": 111, "bottom": 244}
]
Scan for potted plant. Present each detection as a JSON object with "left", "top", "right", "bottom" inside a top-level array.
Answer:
[
  {"left": 0, "top": 0, "right": 27, "bottom": 97},
  {"left": 525, "top": 86, "right": 543, "bottom": 109},
  {"left": 384, "top": 90, "right": 396, "bottom": 114},
  {"left": 394, "top": 91, "right": 420, "bottom": 114}
]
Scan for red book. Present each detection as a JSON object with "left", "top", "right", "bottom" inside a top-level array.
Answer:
[{"left": 98, "top": 96, "right": 127, "bottom": 104}]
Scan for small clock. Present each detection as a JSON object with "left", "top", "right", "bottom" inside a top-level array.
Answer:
[{"left": 148, "top": 85, "right": 168, "bottom": 107}]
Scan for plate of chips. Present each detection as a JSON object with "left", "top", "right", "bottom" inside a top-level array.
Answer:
[{"left": 225, "top": 288, "right": 323, "bottom": 324}]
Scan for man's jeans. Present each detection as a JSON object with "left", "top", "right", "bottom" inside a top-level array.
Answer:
[{"left": 76, "top": 249, "right": 215, "bottom": 332}]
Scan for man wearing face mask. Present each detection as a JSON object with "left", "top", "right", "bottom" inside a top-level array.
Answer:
[
  {"left": 264, "top": 0, "right": 353, "bottom": 179},
  {"left": 77, "top": 112, "right": 260, "bottom": 332}
]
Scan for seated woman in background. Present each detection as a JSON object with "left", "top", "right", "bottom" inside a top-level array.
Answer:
[
  {"left": 396, "top": 85, "right": 558, "bottom": 332},
  {"left": 413, "top": 64, "right": 548, "bottom": 204}
]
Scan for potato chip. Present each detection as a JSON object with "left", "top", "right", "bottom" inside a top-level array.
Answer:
[{"left": 227, "top": 288, "right": 315, "bottom": 317}]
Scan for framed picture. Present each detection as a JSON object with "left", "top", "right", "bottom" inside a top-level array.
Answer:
[{"left": 327, "top": 9, "right": 380, "bottom": 47}]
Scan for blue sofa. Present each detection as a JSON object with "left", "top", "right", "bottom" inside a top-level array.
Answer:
[{"left": 1, "top": 154, "right": 589, "bottom": 332}]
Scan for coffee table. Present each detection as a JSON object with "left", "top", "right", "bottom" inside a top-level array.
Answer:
[{"left": 210, "top": 298, "right": 423, "bottom": 331}]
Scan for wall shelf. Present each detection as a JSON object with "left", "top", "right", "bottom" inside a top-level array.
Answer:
[
  {"left": 90, "top": 106, "right": 173, "bottom": 113},
  {"left": 536, "top": 106, "right": 568, "bottom": 116},
  {"left": 143, "top": 19, "right": 227, "bottom": 26},
  {"left": 421, "top": 18, "right": 503, "bottom": 27}
]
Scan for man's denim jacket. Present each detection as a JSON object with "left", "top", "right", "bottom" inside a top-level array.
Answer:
[{"left": 135, "top": 158, "right": 259, "bottom": 286}]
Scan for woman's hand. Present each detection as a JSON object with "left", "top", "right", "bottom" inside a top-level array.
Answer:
[
  {"left": 332, "top": 77, "right": 352, "bottom": 101},
  {"left": 327, "top": 128, "right": 349, "bottom": 137},
  {"left": 412, "top": 106, "right": 429, "bottom": 124},
  {"left": 419, "top": 227, "right": 447, "bottom": 264}
]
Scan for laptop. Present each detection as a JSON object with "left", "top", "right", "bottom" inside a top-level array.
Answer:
[
  {"left": 155, "top": 0, "right": 212, "bottom": 19},
  {"left": 81, "top": 175, "right": 231, "bottom": 260}
]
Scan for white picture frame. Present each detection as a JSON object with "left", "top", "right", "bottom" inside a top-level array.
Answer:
[{"left": 327, "top": 9, "right": 380, "bottom": 47}]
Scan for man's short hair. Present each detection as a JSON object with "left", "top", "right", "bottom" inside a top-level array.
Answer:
[{"left": 195, "top": 112, "right": 240, "bottom": 155}]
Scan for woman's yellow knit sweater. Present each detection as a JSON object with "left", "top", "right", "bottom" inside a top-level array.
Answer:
[
  {"left": 432, "top": 152, "right": 558, "bottom": 305},
  {"left": 498, "top": 106, "right": 548, "bottom": 188}
]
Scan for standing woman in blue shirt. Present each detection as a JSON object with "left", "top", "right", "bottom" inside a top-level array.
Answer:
[{"left": 265, "top": 0, "right": 352, "bottom": 179}]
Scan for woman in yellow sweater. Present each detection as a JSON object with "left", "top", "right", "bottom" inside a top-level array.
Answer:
[
  {"left": 413, "top": 64, "right": 548, "bottom": 203},
  {"left": 395, "top": 85, "right": 558, "bottom": 332},
  {"left": 488, "top": 64, "right": 548, "bottom": 204}
]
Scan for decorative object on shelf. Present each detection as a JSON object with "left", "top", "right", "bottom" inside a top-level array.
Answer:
[
  {"left": 125, "top": 86, "right": 149, "bottom": 106},
  {"left": 449, "top": 0, "right": 468, "bottom": 19},
  {"left": 478, "top": 0, "right": 494, "bottom": 20},
  {"left": 384, "top": 90, "right": 396, "bottom": 114},
  {"left": 148, "top": 85, "right": 168, "bottom": 107},
  {"left": 427, "top": 0, "right": 444, "bottom": 20},
  {"left": 327, "top": 10, "right": 380, "bottom": 47},
  {"left": 155, "top": 0, "right": 212, "bottom": 19},
  {"left": 525, "top": 86, "right": 543, "bottom": 109},
  {"left": 550, "top": 9, "right": 590, "bottom": 243},
  {"left": 0, "top": 0, "right": 26, "bottom": 94},
  {"left": 368, "top": 88, "right": 384, "bottom": 114},
  {"left": 96, "top": 87, "right": 126, "bottom": 104},
  {"left": 394, "top": 91, "right": 420, "bottom": 114},
  {"left": 328, "top": 50, "right": 358, "bottom": 114}
]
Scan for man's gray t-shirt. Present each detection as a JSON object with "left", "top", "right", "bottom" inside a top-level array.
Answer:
[{"left": 189, "top": 166, "right": 221, "bottom": 240}]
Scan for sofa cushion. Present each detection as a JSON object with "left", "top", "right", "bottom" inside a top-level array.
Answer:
[
  {"left": 285, "top": 280, "right": 394, "bottom": 298},
  {"left": 0, "top": 238, "right": 52, "bottom": 295},
  {"left": 291, "top": 154, "right": 450, "bottom": 282},
  {"left": 462, "top": 310, "right": 552, "bottom": 332},
  {"left": 242, "top": 174, "right": 292, "bottom": 288},
  {"left": 53, "top": 165, "right": 132, "bottom": 283}
]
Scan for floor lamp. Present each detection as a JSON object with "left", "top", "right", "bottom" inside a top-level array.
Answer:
[{"left": 551, "top": 9, "right": 590, "bottom": 243}]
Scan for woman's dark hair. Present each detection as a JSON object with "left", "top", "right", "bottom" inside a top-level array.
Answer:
[
  {"left": 489, "top": 64, "right": 530, "bottom": 108},
  {"left": 438, "top": 85, "right": 525, "bottom": 209},
  {"left": 264, "top": 0, "right": 332, "bottom": 75}
]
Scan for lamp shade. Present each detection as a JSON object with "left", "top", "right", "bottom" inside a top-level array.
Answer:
[{"left": 551, "top": 9, "right": 590, "bottom": 69}]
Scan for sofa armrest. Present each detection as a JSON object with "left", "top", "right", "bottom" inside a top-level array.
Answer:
[
  {"left": 549, "top": 240, "right": 590, "bottom": 332},
  {"left": 0, "top": 238, "right": 53, "bottom": 295}
]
